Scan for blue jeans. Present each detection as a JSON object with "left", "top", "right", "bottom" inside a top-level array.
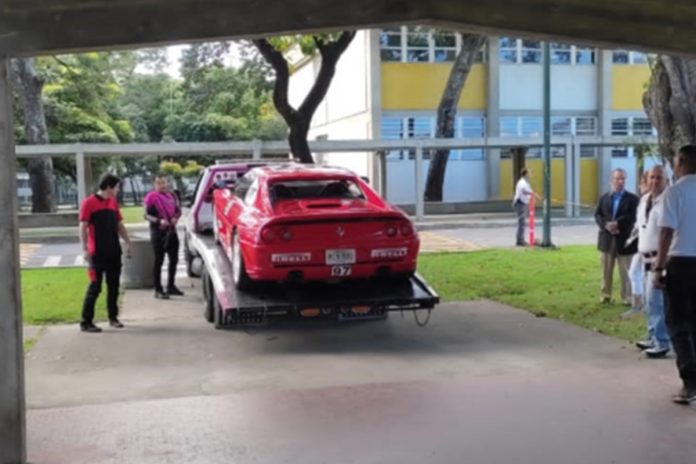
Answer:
[{"left": 644, "top": 270, "right": 670, "bottom": 349}]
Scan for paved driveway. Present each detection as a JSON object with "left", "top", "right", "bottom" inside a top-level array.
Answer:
[{"left": 24, "top": 280, "right": 696, "bottom": 464}]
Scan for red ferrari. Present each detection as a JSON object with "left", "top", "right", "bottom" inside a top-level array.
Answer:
[{"left": 212, "top": 164, "right": 419, "bottom": 289}]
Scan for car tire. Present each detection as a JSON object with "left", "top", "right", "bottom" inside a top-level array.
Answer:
[{"left": 232, "top": 231, "right": 252, "bottom": 291}]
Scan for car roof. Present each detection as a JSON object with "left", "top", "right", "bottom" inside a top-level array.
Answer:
[{"left": 250, "top": 163, "right": 357, "bottom": 181}]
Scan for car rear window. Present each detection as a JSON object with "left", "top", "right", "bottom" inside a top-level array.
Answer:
[{"left": 270, "top": 179, "right": 365, "bottom": 202}]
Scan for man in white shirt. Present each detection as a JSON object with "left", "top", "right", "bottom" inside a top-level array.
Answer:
[
  {"left": 513, "top": 168, "right": 541, "bottom": 246},
  {"left": 654, "top": 145, "right": 696, "bottom": 405},
  {"left": 633, "top": 166, "right": 670, "bottom": 358}
]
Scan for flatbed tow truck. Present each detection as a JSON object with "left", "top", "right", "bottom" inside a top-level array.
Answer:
[{"left": 183, "top": 163, "right": 439, "bottom": 329}]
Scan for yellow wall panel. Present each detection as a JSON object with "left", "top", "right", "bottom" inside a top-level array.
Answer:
[
  {"left": 381, "top": 63, "right": 486, "bottom": 110},
  {"left": 498, "top": 159, "right": 566, "bottom": 205},
  {"left": 612, "top": 65, "right": 651, "bottom": 111},
  {"left": 580, "top": 159, "right": 599, "bottom": 207}
]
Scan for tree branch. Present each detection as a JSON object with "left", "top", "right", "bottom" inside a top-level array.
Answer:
[
  {"left": 252, "top": 38, "right": 296, "bottom": 123},
  {"left": 298, "top": 30, "right": 356, "bottom": 118}
]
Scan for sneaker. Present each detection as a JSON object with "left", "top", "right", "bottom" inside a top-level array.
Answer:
[
  {"left": 644, "top": 346, "right": 670, "bottom": 358},
  {"left": 109, "top": 319, "right": 124, "bottom": 329},
  {"left": 621, "top": 308, "right": 642, "bottom": 319},
  {"left": 155, "top": 290, "right": 170, "bottom": 300},
  {"left": 80, "top": 323, "right": 102, "bottom": 333},
  {"left": 167, "top": 286, "right": 185, "bottom": 296},
  {"left": 671, "top": 388, "right": 696, "bottom": 405},
  {"left": 635, "top": 340, "right": 654, "bottom": 350}
]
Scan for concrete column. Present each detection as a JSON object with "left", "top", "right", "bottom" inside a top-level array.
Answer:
[
  {"left": 485, "top": 37, "right": 501, "bottom": 200},
  {"left": 76, "top": 150, "right": 87, "bottom": 205},
  {"left": 0, "top": 56, "right": 27, "bottom": 464},
  {"left": 252, "top": 139, "right": 262, "bottom": 160},
  {"left": 564, "top": 141, "right": 574, "bottom": 217},
  {"left": 415, "top": 143, "right": 424, "bottom": 220},
  {"left": 597, "top": 50, "right": 613, "bottom": 199},
  {"left": 367, "top": 29, "right": 383, "bottom": 190}
]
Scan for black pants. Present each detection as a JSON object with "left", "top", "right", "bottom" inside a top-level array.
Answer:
[
  {"left": 82, "top": 258, "right": 121, "bottom": 325},
  {"left": 664, "top": 257, "right": 696, "bottom": 390},
  {"left": 151, "top": 229, "right": 179, "bottom": 292}
]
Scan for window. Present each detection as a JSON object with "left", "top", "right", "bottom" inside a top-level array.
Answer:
[
  {"left": 499, "top": 37, "right": 518, "bottom": 63},
  {"left": 244, "top": 179, "right": 259, "bottom": 206},
  {"left": 380, "top": 27, "right": 486, "bottom": 63},
  {"left": 611, "top": 118, "right": 629, "bottom": 135},
  {"left": 611, "top": 116, "right": 655, "bottom": 136},
  {"left": 433, "top": 31, "right": 457, "bottom": 62},
  {"left": 379, "top": 28, "right": 402, "bottom": 62},
  {"left": 575, "top": 47, "right": 595, "bottom": 65},
  {"left": 454, "top": 116, "right": 486, "bottom": 160},
  {"left": 633, "top": 117, "right": 654, "bottom": 135},
  {"left": 520, "top": 40, "right": 542, "bottom": 63},
  {"left": 551, "top": 117, "right": 571, "bottom": 136},
  {"left": 613, "top": 50, "right": 649, "bottom": 64},
  {"left": 405, "top": 26, "right": 430, "bottom": 62},
  {"left": 551, "top": 43, "right": 571, "bottom": 64},
  {"left": 521, "top": 117, "right": 543, "bottom": 137},
  {"left": 270, "top": 179, "right": 365, "bottom": 202},
  {"left": 575, "top": 117, "right": 596, "bottom": 136},
  {"left": 500, "top": 117, "right": 519, "bottom": 137}
]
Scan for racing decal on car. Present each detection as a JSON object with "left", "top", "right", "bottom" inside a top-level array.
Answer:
[{"left": 371, "top": 247, "right": 408, "bottom": 259}]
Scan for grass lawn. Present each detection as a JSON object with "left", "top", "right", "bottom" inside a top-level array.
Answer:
[
  {"left": 418, "top": 245, "right": 645, "bottom": 342},
  {"left": 120, "top": 205, "right": 145, "bottom": 224},
  {"left": 22, "top": 267, "right": 108, "bottom": 325}
]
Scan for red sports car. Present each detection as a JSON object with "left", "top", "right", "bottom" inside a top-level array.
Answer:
[{"left": 212, "top": 164, "right": 419, "bottom": 289}]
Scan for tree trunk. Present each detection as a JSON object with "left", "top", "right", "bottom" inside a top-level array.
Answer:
[
  {"left": 253, "top": 32, "right": 356, "bottom": 164},
  {"left": 11, "top": 58, "right": 56, "bottom": 213},
  {"left": 424, "top": 34, "right": 486, "bottom": 202},
  {"left": 643, "top": 55, "right": 696, "bottom": 167}
]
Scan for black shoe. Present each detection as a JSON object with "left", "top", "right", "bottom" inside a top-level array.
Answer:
[
  {"left": 167, "top": 286, "right": 185, "bottom": 296},
  {"left": 644, "top": 346, "right": 669, "bottom": 358},
  {"left": 671, "top": 388, "right": 696, "bottom": 405},
  {"left": 516, "top": 242, "right": 528, "bottom": 247},
  {"left": 635, "top": 340, "right": 654, "bottom": 350},
  {"left": 155, "top": 290, "right": 170, "bottom": 300},
  {"left": 109, "top": 318, "right": 124, "bottom": 329},
  {"left": 80, "top": 323, "right": 102, "bottom": 333}
]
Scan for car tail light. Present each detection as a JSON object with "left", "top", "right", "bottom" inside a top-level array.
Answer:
[
  {"left": 280, "top": 227, "right": 293, "bottom": 241},
  {"left": 400, "top": 222, "right": 414, "bottom": 237},
  {"left": 261, "top": 227, "right": 275, "bottom": 243},
  {"left": 385, "top": 224, "right": 398, "bottom": 237}
]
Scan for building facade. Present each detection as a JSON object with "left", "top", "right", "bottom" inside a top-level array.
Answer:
[{"left": 288, "top": 28, "right": 656, "bottom": 206}]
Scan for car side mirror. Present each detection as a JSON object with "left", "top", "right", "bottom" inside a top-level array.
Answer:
[{"left": 360, "top": 176, "right": 370, "bottom": 185}]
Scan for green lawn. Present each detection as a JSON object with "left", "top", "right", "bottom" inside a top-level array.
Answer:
[
  {"left": 120, "top": 205, "right": 145, "bottom": 224},
  {"left": 418, "top": 245, "right": 645, "bottom": 342},
  {"left": 22, "top": 268, "right": 108, "bottom": 325}
]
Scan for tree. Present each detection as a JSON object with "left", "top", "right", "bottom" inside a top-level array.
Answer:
[
  {"left": 424, "top": 33, "right": 486, "bottom": 202},
  {"left": 643, "top": 55, "right": 696, "bottom": 166},
  {"left": 11, "top": 58, "right": 56, "bottom": 212},
  {"left": 253, "top": 32, "right": 356, "bottom": 163}
]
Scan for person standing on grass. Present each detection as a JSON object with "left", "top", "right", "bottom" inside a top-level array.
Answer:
[
  {"left": 623, "top": 171, "right": 650, "bottom": 318},
  {"left": 594, "top": 168, "right": 639, "bottom": 304},
  {"left": 654, "top": 145, "right": 696, "bottom": 405},
  {"left": 144, "top": 173, "right": 184, "bottom": 300},
  {"left": 630, "top": 165, "right": 671, "bottom": 359},
  {"left": 513, "top": 168, "right": 541, "bottom": 247},
  {"left": 79, "top": 173, "right": 132, "bottom": 333}
]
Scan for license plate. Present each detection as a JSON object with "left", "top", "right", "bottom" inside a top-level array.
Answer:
[
  {"left": 331, "top": 265, "right": 352, "bottom": 277},
  {"left": 326, "top": 249, "right": 356, "bottom": 265}
]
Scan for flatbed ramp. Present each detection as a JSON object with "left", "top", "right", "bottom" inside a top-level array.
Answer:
[{"left": 190, "top": 234, "right": 439, "bottom": 328}]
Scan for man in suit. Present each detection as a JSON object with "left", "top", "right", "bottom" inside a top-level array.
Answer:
[{"left": 594, "top": 168, "right": 639, "bottom": 304}]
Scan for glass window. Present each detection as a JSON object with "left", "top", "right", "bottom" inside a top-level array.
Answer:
[
  {"left": 381, "top": 117, "right": 403, "bottom": 139},
  {"left": 633, "top": 117, "right": 654, "bottom": 135},
  {"left": 499, "top": 37, "right": 518, "bottom": 63},
  {"left": 379, "top": 28, "right": 402, "bottom": 62},
  {"left": 270, "top": 179, "right": 365, "bottom": 202},
  {"left": 551, "top": 116, "right": 571, "bottom": 135},
  {"left": 631, "top": 52, "right": 648, "bottom": 64},
  {"left": 613, "top": 51, "right": 630, "bottom": 64},
  {"left": 433, "top": 30, "right": 456, "bottom": 62},
  {"left": 575, "top": 117, "right": 597, "bottom": 136},
  {"left": 406, "top": 26, "right": 430, "bottom": 62},
  {"left": 551, "top": 43, "right": 572, "bottom": 64},
  {"left": 460, "top": 117, "right": 485, "bottom": 138},
  {"left": 575, "top": 47, "right": 595, "bottom": 65},
  {"left": 500, "top": 117, "right": 519, "bottom": 137},
  {"left": 611, "top": 149, "right": 629, "bottom": 158},
  {"left": 520, "top": 40, "right": 542, "bottom": 63},
  {"left": 611, "top": 118, "right": 629, "bottom": 135},
  {"left": 521, "top": 117, "right": 543, "bottom": 136},
  {"left": 407, "top": 117, "right": 432, "bottom": 138}
]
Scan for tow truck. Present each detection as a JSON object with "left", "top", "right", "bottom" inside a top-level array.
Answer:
[{"left": 183, "top": 162, "right": 439, "bottom": 329}]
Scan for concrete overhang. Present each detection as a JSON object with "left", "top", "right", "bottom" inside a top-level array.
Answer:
[{"left": 1, "top": 0, "right": 695, "bottom": 56}]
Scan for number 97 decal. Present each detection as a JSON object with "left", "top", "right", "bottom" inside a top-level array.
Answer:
[{"left": 331, "top": 265, "right": 352, "bottom": 277}]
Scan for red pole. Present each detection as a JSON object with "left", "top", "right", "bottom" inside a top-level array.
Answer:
[{"left": 529, "top": 196, "right": 536, "bottom": 248}]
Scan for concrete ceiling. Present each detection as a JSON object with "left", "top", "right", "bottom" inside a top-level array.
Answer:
[{"left": 1, "top": 0, "right": 696, "bottom": 56}]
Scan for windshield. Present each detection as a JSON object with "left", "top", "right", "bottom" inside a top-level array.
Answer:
[{"left": 270, "top": 179, "right": 365, "bottom": 202}]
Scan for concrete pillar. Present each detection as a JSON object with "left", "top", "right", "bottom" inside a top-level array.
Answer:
[
  {"left": 485, "top": 36, "right": 501, "bottom": 200},
  {"left": 252, "top": 139, "right": 262, "bottom": 160},
  {"left": 0, "top": 56, "right": 27, "bottom": 464},
  {"left": 597, "top": 50, "right": 613, "bottom": 199},
  {"left": 415, "top": 143, "right": 424, "bottom": 220},
  {"left": 564, "top": 141, "right": 574, "bottom": 217},
  {"left": 76, "top": 150, "right": 87, "bottom": 205},
  {"left": 367, "top": 29, "right": 383, "bottom": 191}
]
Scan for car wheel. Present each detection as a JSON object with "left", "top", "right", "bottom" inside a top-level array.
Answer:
[{"left": 232, "top": 231, "right": 252, "bottom": 291}]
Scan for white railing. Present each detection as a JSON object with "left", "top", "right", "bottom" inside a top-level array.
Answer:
[{"left": 15, "top": 135, "right": 658, "bottom": 219}]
